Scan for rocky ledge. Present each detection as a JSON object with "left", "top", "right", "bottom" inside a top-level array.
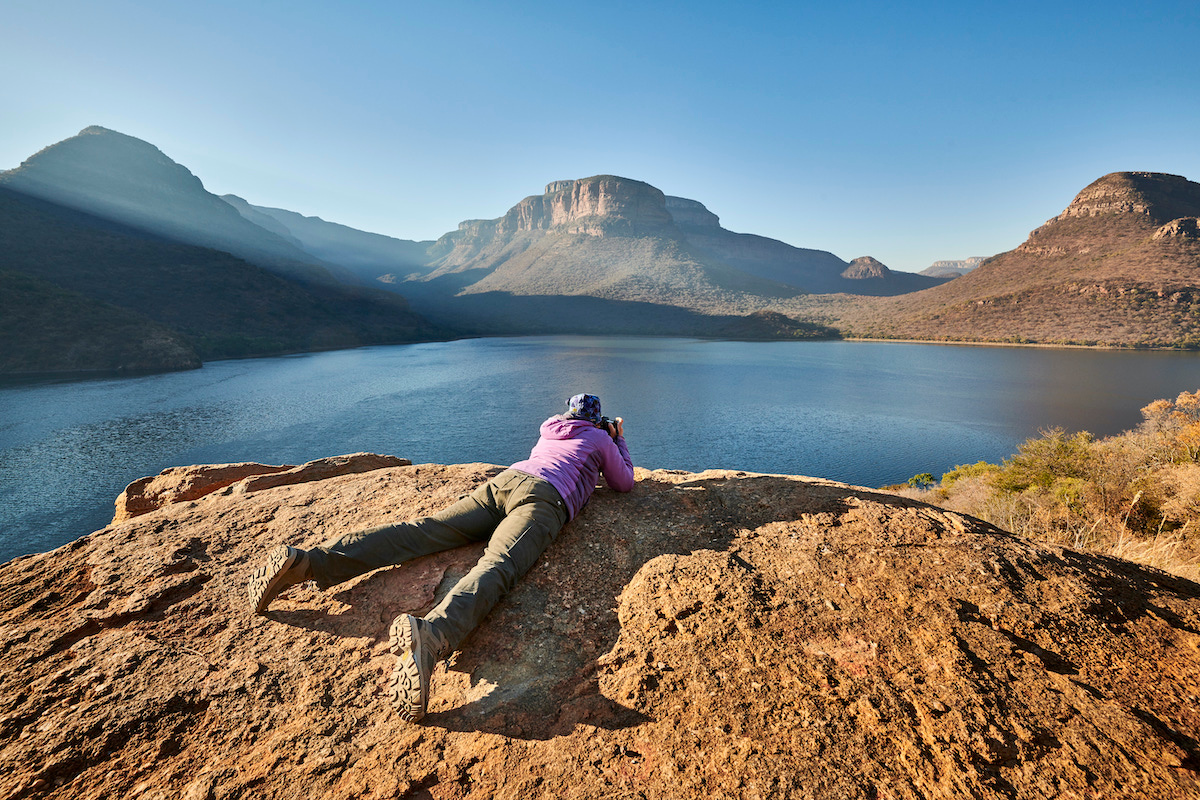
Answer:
[{"left": 1, "top": 458, "right": 1198, "bottom": 799}]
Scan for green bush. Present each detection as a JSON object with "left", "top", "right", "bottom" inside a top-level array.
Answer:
[
  {"left": 907, "top": 473, "right": 936, "bottom": 489},
  {"left": 940, "top": 460, "right": 999, "bottom": 489},
  {"left": 990, "top": 428, "right": 1095, "bottom": 493}
]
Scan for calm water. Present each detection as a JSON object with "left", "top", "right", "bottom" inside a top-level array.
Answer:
[{"left": 3, "top": 336, "right": 1200, "bottom": 563}]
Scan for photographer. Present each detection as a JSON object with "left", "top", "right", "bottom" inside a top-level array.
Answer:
[{"left": 248, "top": 393, "right": 634, "bottom": 722}]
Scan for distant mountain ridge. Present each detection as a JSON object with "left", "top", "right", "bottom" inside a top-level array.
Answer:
[
  {"left": 919, "top": 256, "right": 987, "bottom": 278},
  {"left": 0, "top": 126, "right": 343, "bottom": 285},
  {"left": 0, "top": 129, "right": 449, "bottom": 375},
  {"left": 13, "top": 125, "right": 1198, "bottom": 357},
  {"left": 821, "top": 171, "right": 1200, "bottom": 346},
  {"left": 222, "top": 195, "right": 435, "bottom": 284}
]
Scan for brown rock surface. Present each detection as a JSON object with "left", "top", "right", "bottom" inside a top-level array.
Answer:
[
  {"left": 2, "top": 459, "right": 1199, "bottom": 798},
  {"left": 112, "top": 454, "right": 411, "bottom": 523},
  {"left": 1155, "top": 218, "right": 1200, "bottom": 240}
]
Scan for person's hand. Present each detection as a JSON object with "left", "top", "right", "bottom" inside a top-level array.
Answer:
[{"left": 612, "top": 417, "right": 624, "bottom": 439}]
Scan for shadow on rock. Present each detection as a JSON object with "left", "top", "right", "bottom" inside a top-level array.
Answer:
[{"left": 371, "top": 471, "right": 987, "bottom": 738}]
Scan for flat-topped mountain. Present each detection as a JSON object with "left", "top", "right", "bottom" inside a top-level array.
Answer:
[
  {"left": 1, "top": 458, "right": 1197, "bottom": 797},
  {"left": 418, "top": 176, "right": 784, "bottom": 303},
  {"left": 0, "top": 127, "right": 338, "bottom": 283},
  {"left": 399, "top": 175, "right": 943, "bottom": 336},
  {"left": 418, "top": 175, "right": 942, "bottom": 300},
  {"left": 824, "top": 171, "right": 1200, "bottom": 346},
  {"left": 919, "top": 256, "right": 987, "bottom": 278}
]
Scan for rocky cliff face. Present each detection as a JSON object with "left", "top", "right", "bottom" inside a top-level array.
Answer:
[
  {"left": 2, "top": 457, "right": 1198, "bottom": 798},
  {"left": 1054, "top": 171, "right": 1200, "bottom": 224},
  {"left": 1154, "top": 217, "right": 1200, "bottom": 240},
  {"left": 434, "top": 176, "right": 674, "bottom": 246},
  {"left": 664, "top": 196, "right": 721, "bottom": 229}
]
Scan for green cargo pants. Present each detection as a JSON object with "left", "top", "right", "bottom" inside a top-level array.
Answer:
[{"left": 306, "top": 469, "right": 569, "bottom": 650}]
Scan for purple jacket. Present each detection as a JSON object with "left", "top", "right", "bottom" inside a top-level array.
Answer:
[{"left": 510, "top": 416, "right": 635, "bottom": 520}]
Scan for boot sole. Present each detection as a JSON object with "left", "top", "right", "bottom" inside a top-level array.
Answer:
[
  {"left": 388, "top": 614, "right": 427, "bottom": 722},
  {"left": 248, "top": 544, "right": 300, "bottom": 615}
]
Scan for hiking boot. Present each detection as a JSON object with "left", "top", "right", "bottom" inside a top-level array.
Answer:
[
  {"left": 248, "top": 544, "right": 312, "bottom": 614},
  {"left": 388, "top": 614, "right": 450, "bottom": 722}
]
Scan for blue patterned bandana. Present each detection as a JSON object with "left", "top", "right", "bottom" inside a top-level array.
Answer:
[{"left": 565, "top": 393, "right": 602, "bottom": 423}]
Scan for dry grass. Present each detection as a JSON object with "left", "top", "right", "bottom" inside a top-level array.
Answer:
[{"left": 889, "top": 395, "right": 1200, "bottom": 582}]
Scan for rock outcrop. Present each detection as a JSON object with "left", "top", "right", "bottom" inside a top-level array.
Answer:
[
  {"left": 1054, "top": 172, "right": 1200, "bottom": 224},
  {"left": 1155, "top": 217, "right": 1200, "bottom": 240},
  {"left": 841, "top": 256, "right": 890, "bottom": 280},
  {"left": 834, "top": 171, "right": 1200, "bottom": 346},
  {"left": 430, "top": 177, "right": 674, "bottom": 247},
  {"left": 2, "top": 457, "right": 1199, "bottom": 798},
  {"left": 663, "top": 196, "right": 721, "bottom": 229},
  {"left": 112, "top": 454, "right": 410, "bottom": 523}
]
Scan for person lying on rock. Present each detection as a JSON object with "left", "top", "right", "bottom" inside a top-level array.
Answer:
[{"left": 247, "top": 393, "right": 635, "bottom": 722}]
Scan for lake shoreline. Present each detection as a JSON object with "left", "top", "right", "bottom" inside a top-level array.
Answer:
[
  {"left": 5, "top": 336, "right": 1200, "bottom": 563},
  {"left": 845, "top": 336, "right": 1197, "bottom": 352},
  {"left": 8, "top": 332, "right": 1195, "bottom": 388}
]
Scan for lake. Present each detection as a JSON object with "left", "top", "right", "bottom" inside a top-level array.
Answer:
[{"left": 3, "top": 336, "right": 1200, "bottom": 564}]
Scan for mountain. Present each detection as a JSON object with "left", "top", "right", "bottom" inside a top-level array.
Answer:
[
  {"left": 0, "top": 268, "right": 200, "bottom": 375},
  {"left": 667, "top": 199, "right": 942, "bottom": 296},
  {"left": 0, "top": 126, "right": 341, "bottom": 284},
  {"left": 398, "top": 176, "right": 944, "bottom": 335},
  {"left": 221, "top": 195, "right": 436, "bottom": 284},
  {"left": 919, "top": 256, "right": 987, "bottom": 278},
  {"left": 0, "top": 186, "right": 448, "bottom": 375},
  {"left": 3, "top": 459, "right": 1196, "bottom": 797},
  {"left": 824, "top": 172, "right": 1200, "bottom": 346},
  {"left": 418, "top": 176, "right": 944, "bottom": 299}
]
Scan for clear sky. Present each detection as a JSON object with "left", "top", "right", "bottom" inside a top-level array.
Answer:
[{"left": 4, "top": 1, "right": 1199, "bottom": 272}]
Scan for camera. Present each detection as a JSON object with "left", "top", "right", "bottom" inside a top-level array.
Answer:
[{"left": 598, "top": 416, "right": 619, "bottom": 438}]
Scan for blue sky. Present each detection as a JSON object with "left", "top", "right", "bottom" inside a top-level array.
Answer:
[{"left": 4, "top": 1, "right": 1199, "bottom": 271}]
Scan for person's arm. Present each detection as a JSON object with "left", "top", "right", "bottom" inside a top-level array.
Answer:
[{"left": 600, "top": 417, "right": 635, "bottom": 492}]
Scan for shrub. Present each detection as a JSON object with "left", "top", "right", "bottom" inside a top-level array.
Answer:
[
  {"left": 904, "top": 397, "right": 1200, "bottom": 581},
  {"left": 940, "top": 461, "right": 998, "bottom": 489},
  {"left": 907, "top": 473, "right": 936, "bottom": 489}
]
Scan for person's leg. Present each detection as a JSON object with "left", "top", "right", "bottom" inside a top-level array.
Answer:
[
  {"left": 306, "top": 476, "right": 509, "bottom": 588},
  {"left": 251, "top": 473, "right": 513, "bottom": 614},
  {"left": 423, "top": 471, "right": 568, "bottom": 650},
  {"left": 389, "top": 471, "right": 567, "bottom": 721}
]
